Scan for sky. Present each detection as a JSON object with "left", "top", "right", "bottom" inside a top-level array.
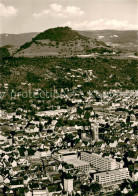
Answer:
[{"left": 0, "top": 0, "right": 138, "bottom": 34}]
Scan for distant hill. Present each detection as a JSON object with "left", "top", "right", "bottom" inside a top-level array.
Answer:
[
  {"left": 0, "top": 32, "right": 38, "bottom": 47},
  {"left": 0, "top": 32, "right": 38, "bottom": 55},
  {"left": 79, "top": 30, "right": 138, "bottom": 52},
  {"left": 78, "top": 30, "right": 138, "bottom": 44}
]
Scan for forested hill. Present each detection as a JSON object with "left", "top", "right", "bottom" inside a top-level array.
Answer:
[{"left": 1, "top": 56, "right": 138, "bottom": 93}]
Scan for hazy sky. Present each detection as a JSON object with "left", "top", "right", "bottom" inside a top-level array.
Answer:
[{"left": 0, "top": 0, "right": 138, "bottom": 33}]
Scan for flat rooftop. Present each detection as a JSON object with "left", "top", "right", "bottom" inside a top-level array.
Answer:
[
  {"left": 95, "top": 168, "right": 129, "bottom": 177},
  {"left": 66, "top": 158, "right": 89, "bottom": 167},
  {"left": 58, "top": 149, "right": 77, "bottom": 155},
  {"left": 82, "top": 152, "right": 116, "bottom": 161}
]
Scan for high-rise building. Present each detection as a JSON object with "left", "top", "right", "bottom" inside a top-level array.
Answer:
[
  {"left": 64, "top": 178, "right": 73, "bottom": 193},
  {"left": 81, "top": 152, "right": 123, "bottom": 171},
  {"left": 94, "top": 168, "right": 129, "bottom": 187}
]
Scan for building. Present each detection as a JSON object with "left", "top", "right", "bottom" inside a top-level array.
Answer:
[
  {"left": 53, "top": 150, "right": 90, "bottom": 171},
  {"left": 91, "top": 122, "right": 99, "bottom": 141},
  {"left": 81, "top": 152, "right": 122, "bottom": 171},
  {"left": 32, "top": 190, "right": 47, "bottom": 196},
  {"left": 94, "top": 168, "right": 129, "bottom": 187},
  {"left": 53, "top": 149, "right": 77, "bottom": 162},
  {"left": 66, "top": 158, "right": 90, "bottom": 171},
  {"left": 64, "top": 178, "right": 73, "bottom": 193}
]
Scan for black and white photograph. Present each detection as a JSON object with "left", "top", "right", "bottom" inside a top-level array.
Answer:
[{"left": 0, "top": 0, "right": 138, "bottom": 195}]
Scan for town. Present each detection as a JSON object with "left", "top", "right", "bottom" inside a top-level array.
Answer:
[
  {"left": 0, "top": 88, "right": 137, "bottom": 195},
  {"left": 0, "top": 3, "right": 138, "bottom": 195}
]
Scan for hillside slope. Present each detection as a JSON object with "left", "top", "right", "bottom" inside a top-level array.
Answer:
[{"left": 1, "top": 56, "right": 138, "bottom": 92}]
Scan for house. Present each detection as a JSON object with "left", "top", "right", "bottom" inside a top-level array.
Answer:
[{"left": 33, "top": 189, "right": 47, "bottom": 196}]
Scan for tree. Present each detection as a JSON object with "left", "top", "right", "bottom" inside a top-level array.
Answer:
[
  {"left": 39, "top": 123, "right": 43, "bottom": 132},
  {"left": 120, "top": 180, "right": 130, "bottom": 191},
  {"left": 80, "top": 184, "right": 90, "bottom": 195},
  {"left": 82, "top": 119, "right": 88, "bottom": 131},
  {"left": 114, "top": 190, "right": 123, "bottom": 196},
  {"left": 57, "top": 118, "right": 65, "bottom": 127},
  {"left": 64, "top": 133, "right": 74, "bottom": 147},
  {"left": 83, "top": 141, "right": 88, "bottom": 146},
  {"left": 77, "top": 106, "right": 83, "bottom": 117},
  {"left": 10, "top": 131, "right": 16, "bottom": 144},
  {"left": 84, "top": 111, "right": 90, "bottom": 119},
  {"left": 90, "top": 182, "right": 101, "bottom": 194},
  {"left": 0, "top": 48, "right": 10, "bottom": 59}
]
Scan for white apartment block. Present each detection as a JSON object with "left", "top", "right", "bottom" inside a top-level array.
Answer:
[
  {"left": 94, "top": 168, "right": 129, "bottom": 187},
  {"left": 64, "top": 178, "right": 73, "bottom": 193},
  {"left": 81, "top": 152, "right": 123, "bottom": 171}
]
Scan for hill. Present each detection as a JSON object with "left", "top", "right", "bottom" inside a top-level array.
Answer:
[
  {"left": 0, "top": 56, "right": 138, "bottom": 112},
  {"left": 1, "top": 30, "right": 137, "bottom": 46},
  {"left": 0, "top": 32, "right": 38, "bottom": 47},
  {"left": 14, "top": 27, "right": 111, "bottom": 57},
  {"left": 79, "top": 30, "right": 138, "bottom": 52},
  {"left": 78, "top": 30, "right": 138, "bottom": 44},
  {"left": 1, "top": 29, "right": 137, "bottom": 56},
  {"left": 0, "top": 32, "right": 38, "bottom": 55},
  {"left": 1, "top": 30, "right": 137, "bottom": 50}
]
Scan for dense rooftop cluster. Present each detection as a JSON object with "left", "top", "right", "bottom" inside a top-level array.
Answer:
[{"left": 0, "top": 88, "right": 138, "bottom": 195}]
